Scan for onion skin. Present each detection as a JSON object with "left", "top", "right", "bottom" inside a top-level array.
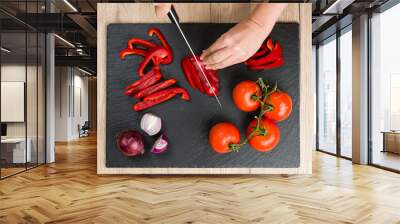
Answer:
[
  {"left": 116, "top": 130, "right": 145, "bottom": 156},
  {"left": 151, "top": 134, "right": 168, "bottom": 154}
]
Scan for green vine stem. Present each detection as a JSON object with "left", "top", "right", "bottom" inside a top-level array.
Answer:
[{"left": 229, "top": 78, "right": 277, "bottom": 152}]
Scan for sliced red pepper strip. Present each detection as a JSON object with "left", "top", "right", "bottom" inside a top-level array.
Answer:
[
  {"left": 125, "top": 66, "right": 161, "bottom": 90},
  {"left": 124, "top": 67, "right": 162, "bottom": 96},
  {"left": 147, "top": 28, "right": 173, "bottom": 64},
  {"left": 186, "top": 57, "right": 206, "bottom": 93},
  {"left": 181, "top": 58, "right": 195, "bottom": 88},
  {"left": 119, "top": 48, "right": 148, "bottom": 60},
  {"left": 189, "top": 56, "right": 219, "bottom": 96},
  {"left": 138, "top": 48, "right": 169, "bottom": 77},
  {"left": 143, "top": 87, "right": 190, "bottom": 101},
  {"left": 248, "top": 57, "right": 284, "bottom": 70},
  {"left": 127, "top": 38, "right": 158, "bottom": 50},
  {"left": 251, "top": 47, "right": 268, "bottom": 59},
  {"left": 266, "top": 38, "right": 274, "bottom": 51},
  {"left": 133, "top": 87, "right": 190, "bottom": 111},
  {"left": 134, "top": 79, "right": 177, "bottom": 99},
  {"left": 246, "top": 42, "right": 282, "bottom": 66}
]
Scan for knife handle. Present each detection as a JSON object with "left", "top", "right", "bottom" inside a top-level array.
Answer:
[{"left": 167, "top": 5, "right": 180, "bottom": 24}]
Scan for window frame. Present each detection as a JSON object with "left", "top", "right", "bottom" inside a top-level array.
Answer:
[{"left": 315, "top": 24, "right": 353, "bottom": 161}]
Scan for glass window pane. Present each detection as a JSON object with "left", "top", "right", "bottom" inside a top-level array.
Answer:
[
  {"left": 1, "top": 31, "right": 28, "bottom": 177},
  {"left": 340, "top": 29, "right": 352, "bottom": 158},
  {"left": 371, "top": 4, "right": 400, "bottom": 171},
  {"left": 318, "top": 37, "right": 337, "bottom": 154},
  {"left": 27, "top": 31, "right": 38, "bottom": 169}
]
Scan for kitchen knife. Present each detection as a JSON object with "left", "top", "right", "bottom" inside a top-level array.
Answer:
[{"left": 167, "top": 6, "right": 223, "bottom": 109}]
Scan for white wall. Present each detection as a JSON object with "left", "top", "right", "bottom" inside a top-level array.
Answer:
[{"left": 54, "top": 67, "right": 89, "bottom": 141}]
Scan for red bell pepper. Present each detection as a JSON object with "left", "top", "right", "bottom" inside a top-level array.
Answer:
[
  {"left": 124, "top": 67, "right": 162, "bottom": 96},
  {"left": 134, "top": 79, "right": 177, "bottom": 99},
  {"left": 181, "top": 55, "right": 220, "bottom": 97},
  {"left": 147, "top": 28, "right": 173, "bottom": 64},
  {"left": 133, "top": 87, "right": 190, "bottom": 111},
  {"left": 138, "top": 48, "right": 169, "bottom": 77}
]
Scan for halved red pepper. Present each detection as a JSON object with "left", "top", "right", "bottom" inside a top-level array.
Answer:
[
  {"left": 183, "top": 57, "right": 205, "bottom": 93},
  {"left": 134, "top": 79, "right": 177, "bottom": 99},
  {"left": 138, "top": 47, "right": 169, "bottom": 77},
  {"left": 124, "top": 67, "right": 162, "bottom": 96},
  {"left": 133, "top": 87, "right": 190, "bottom": 111},
  {"left": 147, "top": 28, "right": 172, "bottom": 64},
  {"left": 181, "top": 58, "right": 195, "bottom": 88},
  {"left": 181, "top": 55, "right": 219, "bottom": 97}
]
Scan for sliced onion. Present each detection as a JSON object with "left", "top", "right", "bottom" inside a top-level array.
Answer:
[
  {"left": 151, "top": 134, "right": 168, "bottom": 154},
  {"left": 116, "top": 130, "right": 145, "bottom": 156},
  {"left": 140, "top": 113, "right": 162, "bottom": 136}
]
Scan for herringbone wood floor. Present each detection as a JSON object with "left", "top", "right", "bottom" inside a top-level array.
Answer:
[{"left": 1, "top": 135, "right": 400, "bottom": 224}]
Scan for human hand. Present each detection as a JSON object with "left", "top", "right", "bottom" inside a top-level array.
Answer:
[
  {"left": 200, "top": 19, "right": 270, "bottom": 70},
  {"left": 154, "top": 3, "right": 172, "bottom": 18}
]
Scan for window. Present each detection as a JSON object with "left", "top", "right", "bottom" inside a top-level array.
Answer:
[
  {"left": 339, "top": 28, "right": 352, "bottom": 158},
  {"left": 370, "top": 3, "right": 400, "bottom": 171},
  {"left": 317, "top": 36, "right": 337, "bottom": 154}
]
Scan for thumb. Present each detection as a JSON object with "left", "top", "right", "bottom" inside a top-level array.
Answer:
[{"left": 154, "top": 3, "right": 172, "bottom": 18}]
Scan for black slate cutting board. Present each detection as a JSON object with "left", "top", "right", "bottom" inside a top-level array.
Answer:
[{"left": 106, "top": 23, "right": 299, "bottom": 168}]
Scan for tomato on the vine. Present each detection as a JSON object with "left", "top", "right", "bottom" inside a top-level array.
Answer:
[
  {"left": 264, "top": 91, "right": 292, "bottom": 122},
  {"left": 246, "top": 118, "right": 280, "bottom": 152},
  {"left": 232, "top": 80, "right": 261, "bottom": 112},
  {"left": 209, "top": 122, "right": 241, "bottom": 154}
]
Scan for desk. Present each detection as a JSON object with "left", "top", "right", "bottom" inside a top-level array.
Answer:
[{"left": 1, "top": 138, "right": 31, "bottom": 163}]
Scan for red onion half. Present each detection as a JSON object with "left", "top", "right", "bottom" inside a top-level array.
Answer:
[
  {"left": 116, "top": 130, "right": 145, "bottom": 156},
  {"left": 151, "top": 134, "right": 168, "bottom": 154}
]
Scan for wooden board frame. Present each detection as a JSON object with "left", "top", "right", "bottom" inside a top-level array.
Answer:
[{"left": 97, "top": 3, "right": 312, "bottom": 174}]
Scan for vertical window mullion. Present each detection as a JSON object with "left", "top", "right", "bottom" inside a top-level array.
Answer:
[{"left": 337, "top": 30, "right": 341, "bottom": 157}]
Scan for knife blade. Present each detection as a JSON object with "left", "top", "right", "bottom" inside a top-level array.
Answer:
[{"left": 167, "top": 6, "right": 222, "bottom": 109}]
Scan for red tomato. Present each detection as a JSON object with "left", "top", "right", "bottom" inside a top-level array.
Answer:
[
  {"left": 264, "top": 91, "right": 292, "bottom": 122},
  {"left": 209, "top": 122, "right": 241, "bottom": 154},
  {"left": 246, "top": 118, "right": 280, "bottom": 152},
  {"left": 232, "top": 80, "right": 261, "bottom": 112}
]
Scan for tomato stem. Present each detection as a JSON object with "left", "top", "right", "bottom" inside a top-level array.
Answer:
[{"left": 229, "top": 78, "right": 278, "bottom": 152}]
